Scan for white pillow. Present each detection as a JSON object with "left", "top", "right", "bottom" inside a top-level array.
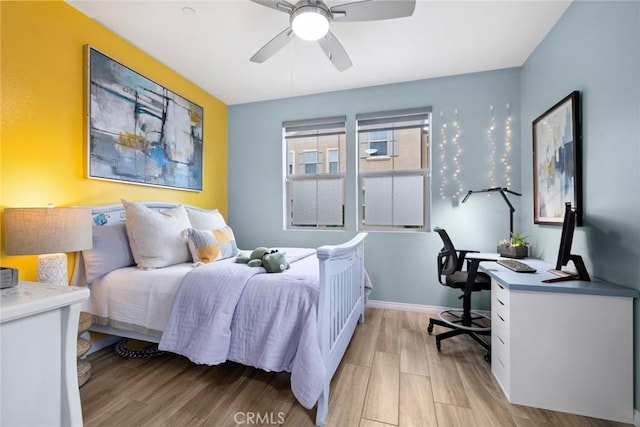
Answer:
[
  {"left": 82, "top": 223, "right": 135, "bottom": 282},
  {"left": 186, "top": 208, "right": 227, "bottom": 230},
  {"left": 122, "top": 200, "right": 192, "bottom": 269}
]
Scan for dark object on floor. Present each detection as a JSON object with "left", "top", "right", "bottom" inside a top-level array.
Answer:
[{"left": 114, "top": 339, "right": 166, "bottom": 358}]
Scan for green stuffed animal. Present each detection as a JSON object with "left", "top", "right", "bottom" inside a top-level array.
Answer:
[{"left": 236, "top": 247, "right": 289, "bottom": 273}]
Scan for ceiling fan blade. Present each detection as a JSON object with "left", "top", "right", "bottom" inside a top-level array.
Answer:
[
  {"left": 250, "top": 27, "right": 294, "bottom": 63},
  {"left": 318, "top": 31, "right": 352, "bottom": 72},
  {"left": 330, "top": 0, "right": 416, "bottom": 22},
  {"left": 249, "top": 0, "right": 294, "bottom": 14}
]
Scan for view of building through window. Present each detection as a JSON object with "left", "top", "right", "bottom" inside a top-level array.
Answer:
[
  {"left": 283, "top": 108, "right": 430, "bottom": 232},
  {"left": 283, "top": 116, "right": 346, "bottom": 229},
  {"left": 357, "top": 108, "right": 431, "bottom": 231}
]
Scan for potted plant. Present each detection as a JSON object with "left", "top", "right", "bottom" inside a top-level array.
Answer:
[{"left": 497, "top": 232, "right": 529, "bottom": 259}]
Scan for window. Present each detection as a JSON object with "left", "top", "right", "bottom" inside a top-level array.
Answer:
[
  {"left": 283, "top": 116, "right": 346, "bottom": 229},
  {"left": 327, "top": 148, "right": 339, "bottom": 173},
  {"left": 366, "top": 130, "right": 390, "bottom": 157},
  {"left": 303, "top": 151, "right": 319, "bottom": 174},
  {"left": 288, "top": 151, "right": 294, "bottom": 175},
  {"left": 357, "top": 107, "right": 431, "bottom": 231}
]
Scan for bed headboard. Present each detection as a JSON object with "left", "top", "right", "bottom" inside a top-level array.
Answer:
[
  {"left": 81, "top": 201, "right": 209, "bottom": 227},
  {"left": 70, "top": 201, "right": 213, "bottom": 287}
]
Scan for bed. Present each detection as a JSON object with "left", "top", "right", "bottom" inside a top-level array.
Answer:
[{"left": 70, "top": 201, "right": 367, "bottom": 426}]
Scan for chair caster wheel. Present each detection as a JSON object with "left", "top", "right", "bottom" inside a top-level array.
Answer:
[
  {"left": 427, "top": 324, "right": 434, "bottom": 335},
  {"left": 484, "top": 353, "right": 491, "bottom": 363}
]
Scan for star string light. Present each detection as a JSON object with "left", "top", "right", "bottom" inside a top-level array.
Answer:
[
  {"left": 439, "top": 110, "right": 448, "bottom": 199},
  {"left": 487, "top": 105, "right": 497, "bottom": 189},
  {"left": 438, "top": 109, "right": 463, "bottom": 200},
  {"left": 502, "top": 103, "right": 513, "bottom": 188},
  {"left": 451, "top": 108, "right": 463, "bottom": 199}
]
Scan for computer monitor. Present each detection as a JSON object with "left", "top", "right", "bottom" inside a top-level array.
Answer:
[{"left": 546, "top": 202, "right": 590, "bottom": 282}]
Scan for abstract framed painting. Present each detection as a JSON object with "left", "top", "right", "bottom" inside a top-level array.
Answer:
[
  {"left": 532, "top": 91, "right": 582, "bottom": 225},
  {"left": 86, "top": 46, "right": 203, "bottom": 191}
]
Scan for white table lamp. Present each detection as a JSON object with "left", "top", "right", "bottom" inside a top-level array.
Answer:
[{"left": 4, "top": 207, "right": 93, "bottom": 285}]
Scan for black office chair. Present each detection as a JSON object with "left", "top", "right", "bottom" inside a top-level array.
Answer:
[{"left": 427, "top": 227, "right": 492, "bottom": 362}]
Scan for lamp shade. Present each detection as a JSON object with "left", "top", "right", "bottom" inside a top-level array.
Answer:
[{"left": 4, "top": 207, "right": 93, "bottom": 255}]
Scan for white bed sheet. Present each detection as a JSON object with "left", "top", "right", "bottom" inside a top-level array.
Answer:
[{"left": 82, "top": 262, "right": 197, "bottom": 338}]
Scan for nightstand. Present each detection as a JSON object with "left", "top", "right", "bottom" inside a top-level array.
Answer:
[
  {"left": 77, "top": 311, "right": 92, "bottom": 387},
  {"left": 1, "top": 281, "right": 89, "bottom": 426}
]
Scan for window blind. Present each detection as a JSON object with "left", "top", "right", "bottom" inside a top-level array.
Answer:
[
  {"left": 356, "top": 107, "right": 431, "bottom": 133},
  {"left": 283, "top": 116, "right": 346, "bottom": 139}
]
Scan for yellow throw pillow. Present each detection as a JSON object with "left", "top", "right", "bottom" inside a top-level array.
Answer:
[{"left": 183, "top": 226, "right": 239, "bottom": 263}]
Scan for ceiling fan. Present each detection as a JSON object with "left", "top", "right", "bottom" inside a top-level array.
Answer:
[{"left": 249, "top": 0, "right": 417, "bottom": 71}]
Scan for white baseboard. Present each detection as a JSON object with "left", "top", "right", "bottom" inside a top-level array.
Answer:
[
  {"left": 366, "top": 299, "right": 443, "bottom": 313},
  {"left": 634, "top": 408, "right": 640, "bottom": 426},
  {"left": 366, "top": 299, "right": 491, "bottom": 317}
]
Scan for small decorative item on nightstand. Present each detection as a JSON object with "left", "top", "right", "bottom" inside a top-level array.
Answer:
[{"left": 77, "top": 312, "right": 92, "bottom": 387}]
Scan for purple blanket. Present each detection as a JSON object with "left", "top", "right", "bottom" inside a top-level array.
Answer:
[{"left": 159, "top": 248, "right": 324, "bottom": 408}]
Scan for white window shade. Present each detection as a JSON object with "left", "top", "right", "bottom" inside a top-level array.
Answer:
[
  {"left": 317, "top": 178, "right": 343, "bottom": 225},
  {"left": 363, "top": 175, "right": 424, "bottom": 227},
  {"left": 363, "top": 177, "right": 393, "bottom": 225},
  {"left": 292, "top": 178, "right": 343, "bottom": 226},
  {"left": 292, "top": 180, "right": 317, "bottom": 225},
  {"left": 392, "top": 175, "right": 424, "bottom": 226}
]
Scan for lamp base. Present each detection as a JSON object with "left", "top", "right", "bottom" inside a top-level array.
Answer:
[{"left": 38, "top": 253, "right": 68, "bottom": 285}]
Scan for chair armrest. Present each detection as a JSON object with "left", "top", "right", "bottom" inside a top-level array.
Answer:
[
  {"left": 456, "top": 249, "right": 479, "bottom": 271},
  {"left": 462, "top": 257, "right": 496, "bottom": 296},
  {"left": 457, "top": 249, "right": 480, "bottom": 257}
]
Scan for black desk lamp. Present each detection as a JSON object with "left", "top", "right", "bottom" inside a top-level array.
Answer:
[{"left": 461, "top": 187, "right": 522, "bottom": 235}]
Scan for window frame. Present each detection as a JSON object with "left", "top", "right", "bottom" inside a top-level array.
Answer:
[
  {"left": 327, "top": 148, "right": 339, "bottom": 173},
  {"left": 302, "top": 150, "right": 319, "bottom": 175},
  {"left": 282, "top": 116, "right": 347, "bottom": 230},
  {"left": 356, "top": 107, "right": 432, "bottom": 232}
]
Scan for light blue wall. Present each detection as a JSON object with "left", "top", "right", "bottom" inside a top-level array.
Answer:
[
  {"left": 228, "top": 68, "right": 521, "bottom": 309},
  {"left": 229, "top": 0, "right": 640, "bottom": 412},
  {"left": 519, "top": 0, "right": 640, "bottom": 409}
]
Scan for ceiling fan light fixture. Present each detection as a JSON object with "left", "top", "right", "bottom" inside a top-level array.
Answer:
[{"left": 291, "top": 5, "right": 330, "bottom": 41}]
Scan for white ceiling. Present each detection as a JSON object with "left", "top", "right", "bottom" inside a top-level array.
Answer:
[{"left": 67, "top": 0, "right": 572, "bottom": 105}]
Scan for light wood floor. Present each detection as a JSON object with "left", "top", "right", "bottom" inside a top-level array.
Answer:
[{"left": 80, "top": 307, "right": 631, "bottom": 427}]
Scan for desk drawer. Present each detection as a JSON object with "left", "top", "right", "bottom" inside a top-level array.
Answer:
[
  {"left": 492, "top": 347, "right": 510, "bottom": 397},
  {"left": 492, "top": 312, "right": 509, "bottom": 340},
  {"left": 493, "top": 296, "right": 509, "bottom": 325},
  {"left": 492, "top": 281, "right": 510, "bottom": 328},
  {"left": 491, "top": 278, "right": 510, "bottom": 377},
  {"left": 492, "top": 280, "right": 510, "bottom": 306},
  {"left": 492, "top": 325, "right": 509, "bottom": 366}
]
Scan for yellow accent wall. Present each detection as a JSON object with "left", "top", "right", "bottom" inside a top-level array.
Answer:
[{"left": 0, "top": 1, "right": 228, "bottom": 281}]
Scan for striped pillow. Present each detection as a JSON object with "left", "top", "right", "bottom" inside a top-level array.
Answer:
[{"left": 183, "top": 226, "right": 239, "bottom": 264}]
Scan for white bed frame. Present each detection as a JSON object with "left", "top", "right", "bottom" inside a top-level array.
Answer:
[{"left": 71, "top": 202, "right": 367, "bottom": 426}]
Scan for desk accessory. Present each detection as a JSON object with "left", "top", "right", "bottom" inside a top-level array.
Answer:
[
  {"left": 497, "top": 258, "right": 536, "bottom": 273},
  {"left": 461, "top": 186, "right": 521, "bottom": 235},
  {"left": 542, "top": 202, "right": 590, "bottom": 283},
  {"left": 0, "top": 267, "right": 19, "bottom": 288}
]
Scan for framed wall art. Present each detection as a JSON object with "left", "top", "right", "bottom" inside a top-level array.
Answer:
[
  {"left": 86, "top": 46, "right": 203, "bottom": 191},
  {"left": 532, "top": 91, "right": 582, "bottom": 225}
]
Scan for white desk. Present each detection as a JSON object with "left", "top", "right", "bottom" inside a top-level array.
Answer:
[
  {"left": 471, "top": 255, "right": 638, "bottom": 423},
  {"left": 1, "top": 281, "right": 90, "bottom": 427}
]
